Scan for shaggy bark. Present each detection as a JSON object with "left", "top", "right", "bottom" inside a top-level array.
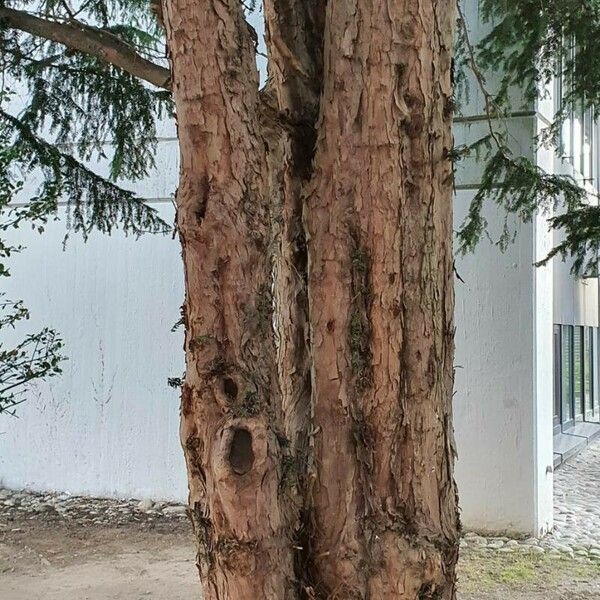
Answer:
[
  {"left": 262, "top": 0, "right": 326, "bottom": 589},
  {"left": 165, "top": 0, "right": 460, "bottom": 597},
  {"left": 163, "top": 1, "right": 298, "bottom": 598},
  {"left": 304, "top": 0, "right": 460, "bottom": 597}
]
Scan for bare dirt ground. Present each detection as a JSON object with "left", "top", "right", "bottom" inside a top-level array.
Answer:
[
  {"left": 2, "top": 508, "right": 600, "bottom": 600},
  {"left": 0, "top": 512, "right": 200, "bottom": 600}
]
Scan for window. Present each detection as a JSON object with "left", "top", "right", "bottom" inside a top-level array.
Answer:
[
  {"left": 556, "top": 38, "right": 597, "bottom": 186},
  {"left": 554, "top": 325, "right": 562, "bottom": 431},
  {"left": 561, "top": 325, "right": 574, "bottom": 425},
  {"left": 574, "top": 326, "right": 584, "bottom": 420},
  {"left": 555, "top": 324, "right": 599, "bottom": 428},
  {"left": 582, "top": 106, "right": 594, "bottom": 181},
  {"left": 557, "top": 37, "right": 574, "bottom": 161},
  {"left": 585, "top": 327, "right": 594, "bottom": 419}
]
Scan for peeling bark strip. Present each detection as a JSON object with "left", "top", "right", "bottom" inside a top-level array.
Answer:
[
  {"left": 165, "top": 0, "right": 459, "bottom": 597},
  {"left": 305, "top": 0, "right": 460, "bottom": 598}
]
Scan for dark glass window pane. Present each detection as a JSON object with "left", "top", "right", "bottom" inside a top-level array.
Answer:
[
  {"left": 574, "top": 326, "right": 584, "bottom": 418},
  {"left": 554, "top": 325, "right": 561, "bottom": 423},
  {"left": 562, "top": 326, "right": 573, "bottom": 423}
]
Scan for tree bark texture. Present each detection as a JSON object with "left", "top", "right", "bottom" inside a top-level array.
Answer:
[
  {"left": 305, "top": 1, "right": 459, "bottom": 597},
  {"left": 164, "top": 0, "right": 460, "bottom": 598},
  {"left": 163, "top": 1, "right": 299, "bottom": 598}
]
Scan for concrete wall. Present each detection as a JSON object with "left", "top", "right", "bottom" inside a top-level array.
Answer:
[
  {"left": 453, "top": 188, "right": 554, "bottom": 536},
  {"left": 0, "top": 142, "right": 188, "bottom": 502},
  {"left": 451, "top": 0, "right": 555, "bottom": 535}
]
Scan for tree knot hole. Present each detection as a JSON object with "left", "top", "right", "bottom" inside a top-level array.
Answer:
[
  {"left": 222, "top": 377, "right": 238, "bottom": 400},
  {"left": 228, "top": 428, "right": 254, "bottom": 475}
]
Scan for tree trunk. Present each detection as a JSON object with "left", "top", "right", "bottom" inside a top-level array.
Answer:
[
  {"left": 305, "top": 1, "right": 460, "bottom": 597},
  {"left": 163, "top": 1, "right": 299, "bottom": 598},
  {"left": 164, "top": 0, "right": 460, "bottom": 597}
]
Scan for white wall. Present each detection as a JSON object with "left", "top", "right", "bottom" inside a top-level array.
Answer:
[
  {"left": 453, "top": 188, "right": 554, "bottom": 535},
  {"left": 453, "top": 201, "right": 535, "bottom": 533},
  {"left": 0, "top": 143, "right": 188, "bottom": 502},
  {"left": 450, "top": 8, "right": 556, "bottom": 531},
  {"left": 533, "top": 133, "right": 557, "bottom": 535}
]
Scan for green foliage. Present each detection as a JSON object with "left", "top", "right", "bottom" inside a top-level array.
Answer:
[
  {"left": 0, "top": 0, "right": 172, "bottom": 410},
  {"left": 477, "top": 0, "right": 600, "bottom": 110},
  {"left": 242, "top": 0, "right": 260, "bottom": 13},
  {"left": 0, "top": 120, "right": 65, "bottom": 414},
  {"left": 541, "top": 205, "right": 600, "bottom": 274},
  {"left": 457, "top": 148, "right": 586, "bottom": 255},
  {"left": 455, "top": 0, "right": 600, "bottom": 274},
  {"left": 167, "top": 374, "right": 184, "bottom": 389},
  {"left": 0, "top": 295, "right": 65, "bottom": 415},
  {"left": 1, "top": 104, "right": 169, "bottom": 238},
  {"left": 0, "top": 0, "right": 172, "bottom": 238}
]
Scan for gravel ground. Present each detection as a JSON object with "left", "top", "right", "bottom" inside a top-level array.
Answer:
[
  {"left": 553, "top": 439, "right": 600, "bottom": 552},
  {"left": 0, "top": 487, "right": 188, "bottom": 525},
  {"left": 1, "top": 440, "right": 600, "bottom": 598}
]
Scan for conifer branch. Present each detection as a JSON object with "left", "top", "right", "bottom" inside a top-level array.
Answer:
[{"left": 0, "top": 6, "right": 171, "bottom": 89}]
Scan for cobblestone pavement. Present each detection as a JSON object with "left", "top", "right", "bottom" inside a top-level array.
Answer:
[
  {"left": 552, "top": 438, "right": 600, "bottom": 553},
  {"left": 462, "top": 438, "right": 600, "bottom": 559},
  {"left": 1, "top": 439, "right": 600, "bottom": 560},
  {"left": 0, "top": 487, "right": 188, "bottom": 530}
]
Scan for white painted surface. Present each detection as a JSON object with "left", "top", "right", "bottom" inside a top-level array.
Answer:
[
  {"left": 451, "top": 26, "right": 558, "bottom": 532},
  {"left": 454, "top": 192, "right": 540, "bottom": 534},
  {"left": 532, "top": 207, "right": 555, "bottom": 536},
  {"left": 0, "top": 198, "right": 187, "bottom": 502},
  {"left": 0, "top": 8, "right": 271, "bottom": 503},
  {"left": 453, "top": 175, "right": 554, "bottom": 537}
]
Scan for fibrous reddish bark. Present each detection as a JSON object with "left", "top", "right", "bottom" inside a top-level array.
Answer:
[
  {"left": 163, "top": 1, "right": 298, "bottom": 597},
  {"left": 305, "top": 1, "right": 460, "bottom": 597},
  {"left": 164, "top": 0, "right": 460, "bottom": 597}
]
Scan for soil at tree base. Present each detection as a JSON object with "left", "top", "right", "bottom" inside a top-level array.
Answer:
[{"left": 1, "top": 507, "right": 600, "bottom": 599}]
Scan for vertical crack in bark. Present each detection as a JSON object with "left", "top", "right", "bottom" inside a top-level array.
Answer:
[
  {"left": 262, "top": 0, "right": 327, "bottom": 596},
  {"left": 349, "top": 229, "right": 374, "bottom": 392}
]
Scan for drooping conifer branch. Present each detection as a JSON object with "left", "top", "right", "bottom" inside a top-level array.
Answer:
[
  {"left": 0, "top": 6, "right": 170, "bottom": 88},
  {"left": 455, "top": 0, "right": 597, "bottom": 273}
]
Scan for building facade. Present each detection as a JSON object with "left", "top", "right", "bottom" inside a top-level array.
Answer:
[
  {"left": 453, "top": 0, "right": 600, "bottom": 536},
  {"left": 1, "top": 1, "right": 599, "bottom": 536}
]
